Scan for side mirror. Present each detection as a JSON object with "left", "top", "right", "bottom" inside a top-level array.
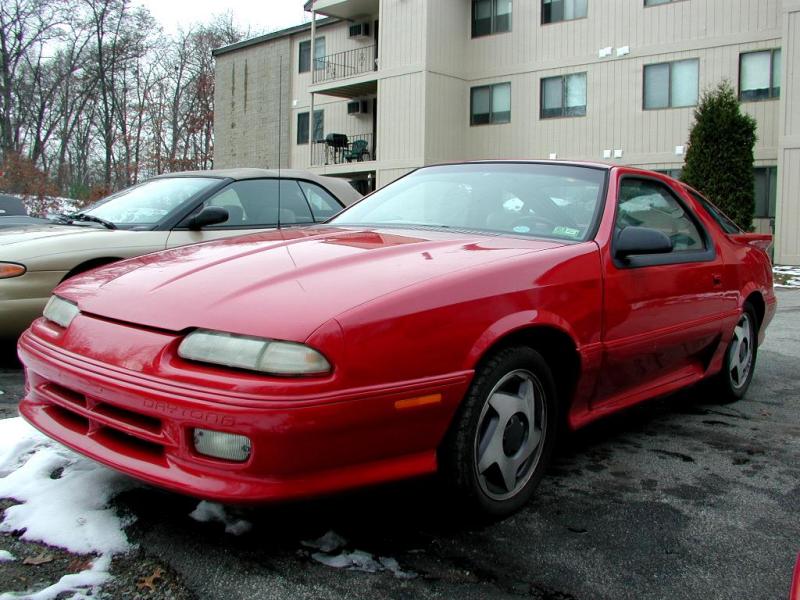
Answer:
[
  {"left": 187, "top": 206, "right": 229, "bottom": 230},
  {"left": 615, "top": 226, "right": 673, "bottom": 258}
]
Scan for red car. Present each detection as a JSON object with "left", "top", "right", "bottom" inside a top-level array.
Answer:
[{"left": 17, "top": 162, "right": 775, "bottom": 517}]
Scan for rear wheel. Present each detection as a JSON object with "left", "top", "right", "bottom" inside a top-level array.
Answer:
[
  {"left": 711, "top": 302, "right": 758, "bottom": 402},
  {"left": 440, "top": 346, "right": 557, "bottom": 518}
]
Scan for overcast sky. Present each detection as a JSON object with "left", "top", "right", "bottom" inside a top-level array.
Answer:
[{"left": 134, "top": 0, "right": 310, "bottom": 35}]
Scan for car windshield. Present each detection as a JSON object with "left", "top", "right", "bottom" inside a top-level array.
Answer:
[
  {"left": 80, "top": 177, "right": 220, "bottom": 227},
  {"left": 329, "top": 163, "right": 607, "bottom": 241}
]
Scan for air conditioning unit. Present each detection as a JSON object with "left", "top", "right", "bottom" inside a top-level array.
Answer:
[
  {"left": 347, "top": 100, "right": 370, "bottom": 115},
  {"left": 349, "top": 22, "right": 370, "bottom": 38}
]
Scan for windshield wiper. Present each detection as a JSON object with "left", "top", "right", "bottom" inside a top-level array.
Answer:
[{"left": 70, "top": 213, "right": 117, "bottom": 230}]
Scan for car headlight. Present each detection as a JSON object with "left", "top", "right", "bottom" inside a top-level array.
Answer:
[
  {"left": 43, "top": 295, "right": 80, "bottom": 328},
  {"left": 178, "top": 329, "right": 332, "bottom": 376},
  {"left": 0, "top": 262, "right": 26, "bottom": 279}
]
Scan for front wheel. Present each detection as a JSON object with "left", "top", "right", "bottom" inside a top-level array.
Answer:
[
  {"left": 710, "top": 302, "right": 758, "bottom": 402},
  {"left": 440, "top": 346, "right": 558, "bottom": 518}
]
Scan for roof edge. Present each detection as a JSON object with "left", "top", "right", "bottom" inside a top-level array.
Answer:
[{"left": 213, "top": 17, "right": 339, "bottom": 57}]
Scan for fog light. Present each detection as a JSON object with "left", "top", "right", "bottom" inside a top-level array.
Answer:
[{"left": 193, "top": 429, "right": 251, "bottom": 462}]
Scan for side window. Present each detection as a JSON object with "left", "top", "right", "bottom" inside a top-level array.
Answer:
[
  {"left": 299, "top": 181, "right": 343, "bottom": 221},
  {"left": 617, "top": 179, "right": 705, "bottom": 251},
  {"left": 686, "top": 189, "right": 741, "bottom": 234},
  {"left": 202, "top": 180, "right": 279, "bottom": 228},
  {"left": 278, "top": 180, "right": 314, "bottom": 225}
]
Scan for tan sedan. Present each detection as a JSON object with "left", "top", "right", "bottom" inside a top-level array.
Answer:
[{"left": 0, "top": 168, "right": 361, "bottom": 339}]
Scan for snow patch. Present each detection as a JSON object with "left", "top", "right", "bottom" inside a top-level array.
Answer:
[
  {"left": 0, "top": 550, "right": 14, "bottom": 562},
  {"left": 774, "top": 266, "right": 800, "bottom": 289},
  {"left": 301, "top": 530, "right": 347, "bottom": 553},
  {"left": 189, "top": 501, "right": 252, "bottom": 536},
  {"left": 0, "top": 554, "right": 111, "bottom": 600},
  {"left": 0, "top": 417, "right": 139, "bottom": 598},
  {"left": 0, "top": 418, "right": 136, "bottom": 555},
  {"left": 303, "top": 530, "right": 416, "bottom": 579}
]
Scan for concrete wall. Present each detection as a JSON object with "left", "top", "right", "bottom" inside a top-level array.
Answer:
[{"left": 214, "top": 38, "right": 291, "bottom": 169}]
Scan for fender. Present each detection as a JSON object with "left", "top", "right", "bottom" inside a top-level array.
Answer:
[{"left": 463, "top": 308, "right": 584, "bottom": 371}]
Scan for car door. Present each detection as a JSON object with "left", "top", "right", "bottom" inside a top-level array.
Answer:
[
  {"left": 594, "top": 173, "right": 731, "bottom": 409},
  {"left": 165, "top": 179, "right": 317, "bottom": 248}
]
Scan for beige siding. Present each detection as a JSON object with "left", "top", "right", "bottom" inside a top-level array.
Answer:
[
  {"left": 214, "top": 0, "right": 798, "bottom": 263},
  {"left": 776, "top": 1, "right": 800, "bottom": 265}
]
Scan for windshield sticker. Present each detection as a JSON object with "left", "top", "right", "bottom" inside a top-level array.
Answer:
[
  {"left": 552, "top": 226, "right": 581, "bottom": 238},
  {"left": 513, "top": 225, "right": 531, "bottom": 233}
]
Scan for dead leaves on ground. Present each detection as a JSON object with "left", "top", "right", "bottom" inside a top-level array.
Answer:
[{"left": 137, "top": 566, "right": 165, "bottom": 592}]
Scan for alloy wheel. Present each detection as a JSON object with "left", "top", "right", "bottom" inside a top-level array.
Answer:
[{"left": 474, "top": 369, "right": 547, "bottom": 501}]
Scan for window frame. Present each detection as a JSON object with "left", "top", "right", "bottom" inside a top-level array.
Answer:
[
  {"left": 541, "top": 0, "right": 588, "bottom": 25},
  {"left": 471, "top": 0, "right": 512, "bottom": 38},
  {"left": 470, "top": 82, "right": 512, "bottom": 126},
  {"left": 753, "top": 166, "right": 778, "bottom": 219},
  {"left": 312, "top": 109, "right": 324, "bottom": 143},
  {"left": 643, "top": 0, "right": 687, "bottom": 7},
  {"left": 739, "top": 49, "right": 781, "bottom": 102},
  {"left": 643, "top": 58, "right": 699, "bottom": 110},
  {"left": 297, "top": 112, "right": 310, "bottom": 145},
  {"left": 298, "top": 41, "right": 311, "bottom": 73},
  {"left": 540, "top": 72, "right": 587, "bottom": 119},
  {"left": 611, "top": 175, "right": 716, "bottom": 269}
]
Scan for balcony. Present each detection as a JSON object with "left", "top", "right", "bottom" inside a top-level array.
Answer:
[
  {"left": 311, "top": 46, "right": 378, "bottom": 98},
  {"left": 305, "top": 0, "right": 379, "bottom": 20},
  {"left": 312, "top": 133, "right": 374, "bottom": 168}
]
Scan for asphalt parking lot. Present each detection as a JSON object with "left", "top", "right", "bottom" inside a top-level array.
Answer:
[{"left": 1, "top": 289, "right": 799, "bottom": 600}]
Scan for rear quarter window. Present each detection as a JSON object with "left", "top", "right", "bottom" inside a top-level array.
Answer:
[{"left": 686, "top": 188, "right": 742, "bottom": 234}]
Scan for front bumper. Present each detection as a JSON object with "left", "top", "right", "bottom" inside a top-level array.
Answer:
[{"left": 18, "top": 327, "right": 471, "bottom": 503}]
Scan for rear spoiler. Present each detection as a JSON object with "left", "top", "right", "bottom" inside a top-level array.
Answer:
[{"left": 729, "top": 233, "right": 773, "bottom": 252}]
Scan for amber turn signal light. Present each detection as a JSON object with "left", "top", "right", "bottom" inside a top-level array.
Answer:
[{"left": 0, "top": 263, "right": 26, "bottom": 279}]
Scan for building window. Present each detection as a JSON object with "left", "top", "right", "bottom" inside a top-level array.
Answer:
[
  {"left": 299, "top": 41, "right": 311, "bottom": 73},
  {"left": 299, "top": 38, "right": 326, "bottom": 73},
  {"left": 472, "top": 0, "right": 512, "bottom": 37},
  {"left": 754, "top": 166, "right": 778, "bottom": 218},
  {"left": 654, "top": 168, "right": 683, "bottom": 180},
  {"left": 541, "top": 73, "right": 587, "bottom": 118},
  {"left": 297, "top": 110, "right": 324, "bottom": 143},
  {"left": 312, "top": 109, "right": 324, "bottom": 142},
  {"left": 643, "top": 59, "right": 698, "bottom": 109},
  {"left": 740, "top": 49, "right": 781, "bottom": 101},
  {"left": 470, "top": 83, "right": 511, "bottom": 125},
  {"left": 314, "top": 37, "right": 326, "bottom": 70},
  {"left": 297, "top": 112, "right": 309, "bottom": 144},
  {"left": 644, "top": 0, "right": 682, "bottom": 6},
  {"left": 542, "top": 0, "right": 587, "bottom": 24}
]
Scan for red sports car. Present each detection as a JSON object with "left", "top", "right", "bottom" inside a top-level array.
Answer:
[{"left": 17, "top": 162, "right": 775, "bottom": 517}]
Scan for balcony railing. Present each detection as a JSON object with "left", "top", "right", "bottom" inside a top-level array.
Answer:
[
  {"left": 313, "top": 46, "right": 377, "bottom": 85},
  {"left": 312, "top": 133, "right": 374, "bottom": 166}
]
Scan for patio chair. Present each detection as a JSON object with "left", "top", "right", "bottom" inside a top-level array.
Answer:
[{"left": 344, "top": 139, "right": 370, "bottom": 162}]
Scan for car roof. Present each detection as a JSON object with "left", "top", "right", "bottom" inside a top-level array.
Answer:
[
  {"left": 424, "top": 159, "right": 615, "bottom": 171},
  {"left": 150, "top": 168, "right": 361, "bottom": 206}
]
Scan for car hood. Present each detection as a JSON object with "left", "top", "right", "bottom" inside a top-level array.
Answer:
[
  {"left": 57, "top": 227, "right": 565, "bottom": 341},
  {"left": 0, "top": 224, "right": 158, "bottom": 263}
]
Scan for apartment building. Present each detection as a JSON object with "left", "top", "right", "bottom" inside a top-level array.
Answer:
[{"left": 212, "top": 0, "right": 800, "bottom": 265}]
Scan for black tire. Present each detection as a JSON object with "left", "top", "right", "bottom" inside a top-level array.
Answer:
[
  {"left": 439, "top": 346, "right": 558, "bottom": 519},
  {"left": 709, "top": 302, "right": 759, "bottom": 403}
]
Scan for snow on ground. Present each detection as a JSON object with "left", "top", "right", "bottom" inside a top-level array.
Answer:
[
  {"left": 188, "top": 501, "right": 252, "bottom": 536},
  {"left": 302, "top": 531, "right": 416, "bottom": 579},
  {"left": 774, "top": 266, "right": 800, "bottom": 289},
  {"left": 0, "top": 417, "right": 138, "bottom": 599},
  {"left": 0, "top": 550, "right": 14, "bottom": 562}
]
